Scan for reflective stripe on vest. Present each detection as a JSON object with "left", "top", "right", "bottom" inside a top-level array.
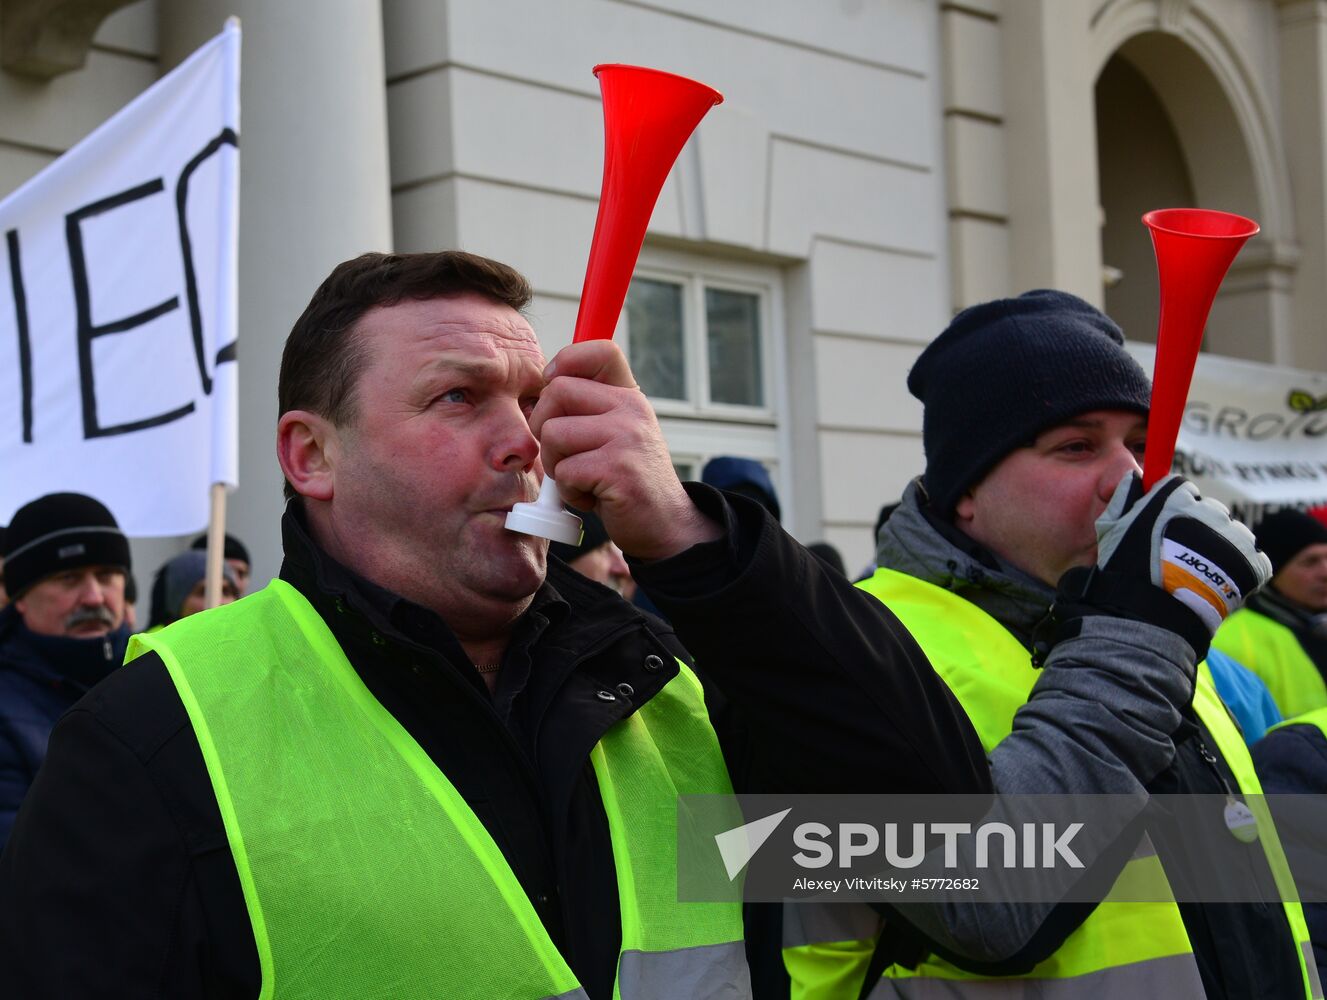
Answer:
[
  {"left": 785, "top": 567, "right": 1321, "bottom": 999},
  {"left": 1214, "top": 608, "right": 1327, "bottom": 719},
  {"left": 128, "top": 580, "right": 749, "bottom": 1000}
]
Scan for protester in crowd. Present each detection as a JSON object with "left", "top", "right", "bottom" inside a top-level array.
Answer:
[
  {"left": 781, "top": 291, "right": 1316, "bottom": 999},
  {"left": 1252, "top": 707, "right": 1327, "bottom": 989},
  {"left": 0, "top": 493, "right": 131, "bottom": 847},
  {"left": 1214, "top": 508, "right": 1327, "bottom": 718},
  {"left": 146, "top": 550, "right": 240, "bottom": 630},
  {"left": 701, "top": 455, "right": 781, "bottom": 522},
  {"left": 190, "top": 531, "right": 252, "bottom": 595},
  {"left": 547, "top": 509, "right": 635, "bottom": 599},
  {"left": 0, "top": 250, "right": 997, "bottom": 998}
]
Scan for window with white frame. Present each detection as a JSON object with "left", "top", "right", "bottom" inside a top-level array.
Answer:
[{"left": 623, "top": 249, "right": 791, "bottom": 522}]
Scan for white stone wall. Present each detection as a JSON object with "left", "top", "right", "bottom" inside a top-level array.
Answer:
[
  {"left": 0, "top": 3, "right": 158, "bottom": 193},
  {"left": 4, "top": 0, "right": 1321, "bottom": 586},
  {"left": 384, "top": 0, "right": 953, "bottom": 570}
]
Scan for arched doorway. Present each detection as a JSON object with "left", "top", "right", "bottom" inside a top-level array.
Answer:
[
  {"left": 1091, "top": 27, "right": 1290, "bottom": 362},
  {"left": 1096, "top": 52, "right": 1195, "bottom": 345}
]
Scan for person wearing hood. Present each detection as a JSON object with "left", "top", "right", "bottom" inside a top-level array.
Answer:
[
  {"left": 701, "top": 456, "right": 781, "bottom": 522},
  {"left": 146, "top": 550, "right": 240, "bottom": 631},
  {"left": 0, "top": 493, "right": 132, "bottom": 846}
]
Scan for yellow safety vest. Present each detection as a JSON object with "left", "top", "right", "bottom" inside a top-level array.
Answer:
[
  {"left": 1215, "top": 607, "right": 1327, "bottom": 719},
  {"left": 783, "top": 567, "right": 1322, "bottom": 1000},
  {"left": 129, "top": 579, "right": 748, "bottom": 1000}
]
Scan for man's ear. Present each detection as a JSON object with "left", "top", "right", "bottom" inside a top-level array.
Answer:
[
  {"left": 277, "top": 410, "right": 338, "bottom": 501},
  {"left": 954, "top": 490, "right": 976, "bottom": 527}
]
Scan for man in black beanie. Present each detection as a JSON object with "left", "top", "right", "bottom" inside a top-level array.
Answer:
[
  {"left": 1215, "top": 507, "right": 1327, "bottom": 718},
  {"left": 788, "top": 290, "right": 1320, "bottom": 1000},
  {"left": 0, "top": 493, "right": 132, "bottom": 846}
]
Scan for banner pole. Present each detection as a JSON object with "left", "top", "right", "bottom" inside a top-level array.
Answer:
[{"left": 204, "top": 482, "right": 226, "bottom": 609}]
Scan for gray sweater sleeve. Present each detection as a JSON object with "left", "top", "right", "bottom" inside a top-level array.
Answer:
[{"left": 890, "top": 616, "right": 1195, "bottom": 966}]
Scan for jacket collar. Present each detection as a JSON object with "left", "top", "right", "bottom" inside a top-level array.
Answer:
[
  {"left": 876, "top": 478, "right": 1055, "bottom": 648},
  {"left": 1248, "top": 585, "right": 1327, "bottom": 638},
  {"left": 0, "top": 603, "right": 130, "bottom": 693},
  {"left": 276, "top": 501, "right": 661, "bottom": 676}
]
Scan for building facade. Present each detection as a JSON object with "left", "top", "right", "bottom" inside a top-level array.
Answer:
[{"left": 1, "top": 0, "right": 1323, "bottom": 579}]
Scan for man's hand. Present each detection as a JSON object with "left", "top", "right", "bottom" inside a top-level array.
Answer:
[
  {"left": 1093, "top": 473, "right": 1271, "bottom": 631},
  {"left": 531, "top": 340, "right": 721, "bottom": 560},
  {"left": 1042, "top": 473, "right": 1272, "bottom": 662}
]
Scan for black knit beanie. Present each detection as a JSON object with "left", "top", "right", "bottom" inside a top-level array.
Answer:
[
  {"left": 1254, "top": 508, "right": 1327, "bottom": 575},
  {"left": 190, "top": 531, "right": 251, "bottom": 565},
  {"left": 909, "top": 290, "right": 1152, "bottom": 516},
  {"left": 2, "top": 493, "right": 131, "bottom": 598}
]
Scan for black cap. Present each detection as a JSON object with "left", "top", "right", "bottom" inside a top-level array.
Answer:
[
  {"left": 910, "top": 290, "right": 1152, "bottom": 516},
  {"left": 2, "top": 493, "right": 131, "bottom": 598},
  {"left": 190, "top": 531, "right": 251, "bottom": 565},
  {"left": 1254, "top": 508, "right": 1327, "bottom": 575}
]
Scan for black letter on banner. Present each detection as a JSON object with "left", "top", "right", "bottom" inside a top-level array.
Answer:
[
  {"left": 67, "top": 179, "right": 192, "bottom": 439},
  {"left": 176, "top": 127, "right": 239, "bottom": 394},
  {"left": 6, "top": 229, "right": 34, "bottom": 443}
]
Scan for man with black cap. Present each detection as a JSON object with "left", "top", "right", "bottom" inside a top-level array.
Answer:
[
  {"left": 0, "top": 492, "right": 131, "bottom": 845},
  {"left": 1215, "top": 508, "right": 1327, "bottom": 718},
  {"left": 783, "top": 290, "right": 1319, "bottom": 999},
  {"left": 1245, "top": 512, "right": 1327, "bottom": 991}
]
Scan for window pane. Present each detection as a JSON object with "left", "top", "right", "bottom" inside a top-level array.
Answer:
[
  {"left": 626, "top": 278, "right": 686, "bottom": 400},
  {"left": 706, "top": 288, "right": 763, "bottom": 406}
]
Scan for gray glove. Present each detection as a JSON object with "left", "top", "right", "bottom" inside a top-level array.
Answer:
[{"left": 1034, "top": 473, "right": 1271, "bottom": 663}]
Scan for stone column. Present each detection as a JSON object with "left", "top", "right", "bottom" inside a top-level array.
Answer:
[
  {"left": 999, "top": 0, "right": 1104, "bottom": 303},
  {"left": 156, "top": 0, "right": 393, "bottom": 588},
  {"left": 1277, "top": 0, "right": 1327, "bottom": 371}
]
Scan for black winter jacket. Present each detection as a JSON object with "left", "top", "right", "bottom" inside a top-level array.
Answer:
[
  {"left": 1253, "top": 720, "right": 1327, "bottom": 988},
  {"left": 0, "top": 489, "right": 991, "bottom": 998},
  {"left": 0, "top": 606, "right": 128, "bottom": 846}
]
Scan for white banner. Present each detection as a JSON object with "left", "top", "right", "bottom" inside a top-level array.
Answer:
[
  {"left": 0, "top": 22, "right": 240, "bottom": 536},
  {"left": 1127, "top": 343, "right": 1327, "bottom": 524}
]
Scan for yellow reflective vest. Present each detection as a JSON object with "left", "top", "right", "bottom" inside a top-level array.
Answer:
[
  {"left": 129, "top": 580, "right": 749, "bottom": 1000},
  {"left": 782, "top": 567, "right": 1322, "bottom": 1000},
  {"left": 1215, "top": 606, "right": 1327, "bottom": 719}
]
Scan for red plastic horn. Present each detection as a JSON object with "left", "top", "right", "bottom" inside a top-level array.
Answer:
[
  {"left": 1141, "top": 208, "right": 1259, "bottom": 489},
  {"left": 572, "top": 64, "right": 723, "bottom": 343},
  {"left": 506, "top": 65, "right": 722, "bottom": 544}
]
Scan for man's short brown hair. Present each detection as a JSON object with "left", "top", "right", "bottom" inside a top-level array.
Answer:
[{"left": 278, "top": 251, "right": 534, "bottom": 499}]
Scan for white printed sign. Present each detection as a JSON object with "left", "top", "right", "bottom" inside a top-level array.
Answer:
[
  {"left": 0, "top": 23, "right": 240, "bottom": 535},
  {"left": 1127, "top": 344, "right": 1327, "bottom": 524}
]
